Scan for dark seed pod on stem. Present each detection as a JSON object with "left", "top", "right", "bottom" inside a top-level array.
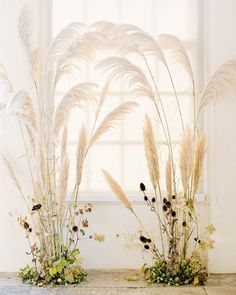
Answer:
[
  {"left": 140, "top": 236, "right": 147, "bottom": 243},
  {"left": 72, "top": 225, "right": 78, "bottom": 232},
  {"left": 171, "top": 211, "right": 176, "bottom": 217},
  {"left": 32, "top": 204, "right": 41, "bottom": 211},
  {"left": 140, "top": 182, "right": 146, "bottom": 191},
  {"left": 166, "top": 201, "right": 171, "bottom": 208},
  {"left": 163, "top": 205, "right": 168, "bottom": 212}
]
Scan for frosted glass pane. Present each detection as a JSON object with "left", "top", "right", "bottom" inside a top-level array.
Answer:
[
  {"left": 88, "top": 145, "right": 120, "bottom": 191},
  {"left": 155, "top": 0, "right": 199, "bottom": 40},
  {"left": 67, "top": 108, "right": 88, "bottom": 141},
  {"left": 123, "top": 98, "right": 154, "bottom": 141},
  {"left": 123, "top": 144, "right": 168, "bottom": 192},
  {"left": 53, "top": 0, "right": 86, "bottom": 35},
  {"left": 123, "top": 144, "right": 149, "bottom": 192},
  {"left": 87, "top": 0, "right": 119, "bottom": 23},
  {"left": 157, "top": 94, "right": 194, "bottom": 142},
  {"left": 120, "top": 0, "right": 153, "bottom": 33}
]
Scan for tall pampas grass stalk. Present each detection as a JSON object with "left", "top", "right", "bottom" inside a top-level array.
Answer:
[
  {"left": 102, "top": 169, "right": 134, "bottom": 214},
  {"left": 1, "top": 6, "right": 137, "bottom": 286},
  {"left": 165, "top": 153, "right": 172, "bottom": 201},
  {"left": 143, "top": 114, "right": 160, "bottom": 193},
  {"left": 193, "top": 135, "right": 206, "bottom": 195},
  {"left": 99, "top": 22, "right": 235, "bottom": 286},
  {"left": 179, "top": 128, "right": 194, "bottom": 194}
]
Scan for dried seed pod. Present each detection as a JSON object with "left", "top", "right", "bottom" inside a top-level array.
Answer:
[
  {"left": 72, "top": 225, "right": 78, "bottom": 232},
  {"left": 166, "top": 201, "right": 171, "bottom": 208},
  {"left": 32, "top": 204, "right": 42, "bottom": 211},
  {"left": 163, "top": 205, "right": 168, "bottom": 212},
  {"left": 82, "top": 218, "right": 89, "bottom": 227},
  {"left": 140, "top": 236, "right": 147, "bottom": 243},
  {"left": 140, "top": 183, "right": 146, "bottom": 191},
  {"left": 171, "top": 211, "right": 176, "bottom": 217}
]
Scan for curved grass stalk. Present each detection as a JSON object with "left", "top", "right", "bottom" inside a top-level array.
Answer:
[
  {"left": 142, "top": 55, "right": 177, "bottom": 195},
  {"left": 165, "top": 63, "right": 185, "bottom": 134}
]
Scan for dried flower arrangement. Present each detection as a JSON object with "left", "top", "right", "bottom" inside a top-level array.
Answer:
[
  {"left": 98, "top": 23, "right": 236, "bottom": 285},
  {"left": 0, "top": 8, "right": 136, "bottom": 286}
]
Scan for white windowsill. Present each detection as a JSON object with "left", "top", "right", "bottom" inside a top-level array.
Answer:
[{"left": 77, "top": 193, "right": 207, "bottom": 204}]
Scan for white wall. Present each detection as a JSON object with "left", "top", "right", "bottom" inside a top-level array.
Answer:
[
  {"left": 0, "top": 0, "right": 235, "bottom": 273},
  {"left": 206, "top": 0, "right": 236, "bottom": 273}
]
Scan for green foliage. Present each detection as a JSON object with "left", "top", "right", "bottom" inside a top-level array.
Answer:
[
  {"left": 142, "top": 253, "right": 208, "bottom": 286},
  {"left": 18, "top": 249, "right": 87, "bottom": 286}
]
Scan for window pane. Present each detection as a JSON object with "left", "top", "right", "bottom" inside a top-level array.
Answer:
[
  {"left": 87, "top": 0, "right": 120, "bottom": 23},
  {"left": 53, "top": 0, "right": 86, "bottom": 35},
  {"left": 120, "top": 0, "right": 153, "bottom": 33},
  {"left": 154, "top": 0, "right": 199, "bottom": 40},
  {"left": 157, "top": 94, "right": 194, "bottom": 142},
  {"left": 87, "top": 145, "right": 121, "bottom": 192}
]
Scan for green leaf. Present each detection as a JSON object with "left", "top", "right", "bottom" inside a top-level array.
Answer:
[
  {"left": 194, "top": 276, "right": 199, "bottom": 285},
  {"left": 49, "top": 266, "right": 58, "bottom": 277}
]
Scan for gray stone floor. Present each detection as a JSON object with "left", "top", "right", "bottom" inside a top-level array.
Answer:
[{"left": 0, "top": 270, "right": 236, "bottom": 295}]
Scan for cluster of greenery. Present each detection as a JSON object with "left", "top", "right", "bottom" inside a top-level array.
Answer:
[
  {"left": 18, "top": 249, "right": 87, "bottom": 286},
  {"left": 142, "top": 253, "right": 207, "bottom": 286}
]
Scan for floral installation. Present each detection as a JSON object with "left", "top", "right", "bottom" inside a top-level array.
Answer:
[
  {"left": 0, "top": 7, "right": 136, "bottom": 286},
  {"left": 98, "top": 23, "right": 236, "bottom": 285}
]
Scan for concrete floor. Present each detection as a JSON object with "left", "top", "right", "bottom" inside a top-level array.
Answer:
[{"left": 0, "top": 270, "right": 236, "bottom": 295}]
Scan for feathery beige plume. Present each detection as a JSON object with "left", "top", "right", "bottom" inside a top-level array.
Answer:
[
  {"left": 165, "top": 153, "right": 172, "bottom": 201},
  {"left": 39, "top": 145, "right": 46, "bottom": 186},
  {"left": 89, "top": 101, "right": 138, "bottom": 147},
  {"left": 7, "top": 90, "right": 38, "bottom": 132},
  {"left": 0, "top": 63, "right": 12, "bottom": 93},
  {"left": 47, "top": 22, "right": 85, "bottom": 61},
  {"left": 54, "top": 82, "right": 97, "bottom": 137},
  {"left": 158, "top": 34, "right": 194, "bottom": 84},
  {"left": 179, "top": 128, "right": 194, "bottom": 192},
  {"left": 143, "top": 115, "right": 160, "bottom": 191},
  {"left": 102, "top": 169, "right": 134, "bottom": 213},
  {"left": 96, "top": 57, "right": 154, "bottom": 100},
  {"left": 193, "top": 135, "right": 206, "bottom": 194},
  {"left": 18, "top": 2, "right": 37, "bottom": 66},
  {"left": 60, "top": 126, "right": 68, "bottom": 162},
  {"left": 200, "top": 59, "right": 236, "bottom": 109},
  {"left": 1, "top": 154, "right": 22, "bottom": 194},
  {"left": 57, "top": 155, "right": 70, "bottom": 218},
  {"left": 76, "top": 125, "right": 88, "bottom": 186}
]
